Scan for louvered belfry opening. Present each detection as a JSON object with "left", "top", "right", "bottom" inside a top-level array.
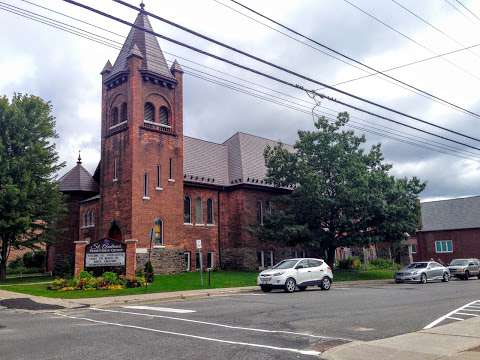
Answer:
[{"left": 144, "top": 102, "right": 155, "bottom": 122}]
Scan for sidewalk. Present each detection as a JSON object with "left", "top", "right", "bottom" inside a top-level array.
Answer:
[
  {"left": 322, "top": 317, "right": 480, "bottom": 360},
  {"left": 0, "top": 279, "right": 393, "bottom": 309}
]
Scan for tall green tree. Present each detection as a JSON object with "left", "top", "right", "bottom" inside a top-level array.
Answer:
[
  {"left": 0, "top": 94, "right": 65, "bottom": 280},
  {"left": 256, "top": 112, "right": 425, "bottom": 265}
]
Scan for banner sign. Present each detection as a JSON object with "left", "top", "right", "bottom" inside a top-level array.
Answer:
[{"left": 85, "top": 238, "right": 126, "bottom": 268}]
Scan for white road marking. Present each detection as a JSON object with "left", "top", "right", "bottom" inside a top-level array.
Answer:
[
  {"left": 90, "top": 307, "right": 353, "bottom": 342},
  {"left": 456, "top": 312, "right": 479, "bottom": 317},
  {"left": 423, "top": 300, "right": 480, "bottom": 329},
  {"left": 464, "top": 308, "right": 480, "bottom": 312},
  {"left": 55, "top": 312, "right": 320, "bottom": 357},
  {"left": 123, "top": 306, "right": 196, "bottom": 314}
]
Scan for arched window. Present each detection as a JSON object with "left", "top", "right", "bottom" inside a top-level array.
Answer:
[
  {"left": 195, "top": 197, "right": 203, "bottom": 224},
  {"left": 207, "top": 199, "right": 214, "bottom": 224},
  {"left": 111, "top": 106, "right": 119, "bottom": 127},
  {"left": 84, "top": 212, "right": 88, "bottom": 227},
  {"left": 144, "top": 102, "right": 155, "bottom": 122},
  {"left": 88, "top": 211, "right": 94, "bottom": 226},
  {"left": 153, "top": 218, "right": 163, "bottom": 245},
  {"left": 184, "top": 196, "right": 191, "bottom": 224},
  {"left": 120, "top": 102, "right": 128, "bottom": 122},
  {"left": 159, "top": 106, "right": 169, "bottom": 126}
]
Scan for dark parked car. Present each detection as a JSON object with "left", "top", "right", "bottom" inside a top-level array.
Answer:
[
  {"left": 395, "top": 261, "right": 450, "bottom": 284},
  {"left": 448, "top": 259, "right": 480, "bottom": 280}
]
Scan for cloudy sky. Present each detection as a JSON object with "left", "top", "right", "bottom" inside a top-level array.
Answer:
[{"left": 2, "top": 0, "right": 480, "bottom": 201}]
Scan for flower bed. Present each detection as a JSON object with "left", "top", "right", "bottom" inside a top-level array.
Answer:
[{"left": 48, "top": 270, "right": 146, "bottom": 291}]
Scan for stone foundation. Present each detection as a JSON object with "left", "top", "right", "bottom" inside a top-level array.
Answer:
[{"left": 136, "top": 247, "right": 185, "bottom": 274}]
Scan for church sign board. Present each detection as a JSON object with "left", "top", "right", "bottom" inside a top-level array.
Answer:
[{"left": 85, "top": 238, "right": 126, "bottom": 268}]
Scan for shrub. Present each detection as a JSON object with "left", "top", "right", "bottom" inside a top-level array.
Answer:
[
  {"left": 102, "top": 271, "right": 119, "bottom": 285},
  {"left": 368, "top": 258, "right": 399, "bottom": 270},
  {"left": 126, "top": 275, "right": 146, "bottom": 288},
  {"left": 78, "top": 271, "right": 94, "bottom": 280},
  {"left": 23, "top": 250, "right": 46, "bottom": 269},
  {"left": 7, "top": 257, "right": 24, "bottom": 270},
  {"left": 48, "top": 278, "right": 67, "bottom": 290},
  {"left": 144, "top": 261, "right": 154, "bottom": 283},
  {"left": 337, "top": 256, "right": 362, "bottom": 270}
]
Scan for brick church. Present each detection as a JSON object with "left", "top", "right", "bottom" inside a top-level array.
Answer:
[{"left": 47, "top": 8, "right": 306, "bottom": 275}]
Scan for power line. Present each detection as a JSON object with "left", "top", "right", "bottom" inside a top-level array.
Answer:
[
  {"left": 223, "top": 0, "right": 480, "bottom": 121},
  {"left": 454, "top": 0, "right": 480, "bottom": 22},
  {"left": 3, "top": 2, "right": 479, "bottom": 161},
  {"left": 108, "top": 0, "right": 480, "bottom": 145},
  {"left": 391, "top": 0, "right": 480, "bottom": 60},
  {"left": 61, "top": 0, "right": 480, "bottom": 151},
  {"left": 342, "top": 0, "right": 480, "bottom": 82}
]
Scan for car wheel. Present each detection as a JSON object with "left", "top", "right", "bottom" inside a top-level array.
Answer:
[
  {"left": 420, "top": 273, "right": 427, "bottom": 284},
  {"left": 320, "top": 277, "right": 332, "bottom": 290},
  {"left": 395, "top": 279, "right": 402, "bottom": 284},
  {"left": 260, "top": 285, "right": 272, "bottom": 293},
  {"left": 464, "top": 271, "right": 470, "bottom": 280},
  {"left": 284, "top": 278, "right": 296, "bottom": 293},
  {"left": 477, "top": 273, "right": 480, "bottom": 280},
  {"left": 442, "top": 272, "right": 449, "bottom": 282},
  {"left": 298, "top": 286, "right": 307, "bottom": 291}
]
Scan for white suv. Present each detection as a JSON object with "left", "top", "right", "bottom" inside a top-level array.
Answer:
[{"left": 257, "top": 258, "right": 333, "bottom": 293}]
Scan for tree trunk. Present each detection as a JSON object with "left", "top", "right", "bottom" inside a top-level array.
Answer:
[
  {"left": 326, "top": 246, "right": 336, "bottom": 267},
  {"left": 0, "top": 240, "right": 8, "bottom": 281}
]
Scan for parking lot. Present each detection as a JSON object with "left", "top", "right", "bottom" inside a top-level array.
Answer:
[{"left": 1, "top": 279, "right": 479, "bottom": 359}]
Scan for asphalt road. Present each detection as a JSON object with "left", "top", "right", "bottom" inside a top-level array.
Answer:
[{"left": 1, "top": 280, "right": 479, "bottom": 360}]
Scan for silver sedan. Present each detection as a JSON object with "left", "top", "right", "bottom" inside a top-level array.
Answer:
[{"left": 395, "top": 261, "right": 450, "bottom": 284}]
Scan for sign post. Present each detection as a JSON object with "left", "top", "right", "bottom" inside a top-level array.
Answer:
[{"left": 196, "top": 239, "right": 203, "bottom": 287}]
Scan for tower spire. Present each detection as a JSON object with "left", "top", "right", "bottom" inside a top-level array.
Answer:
[
  {"left": 77, "top": 150, "right": 82, "bottom": 165},
  {"left": 140, "top": 1, "right": 145, "bottom": 11}
]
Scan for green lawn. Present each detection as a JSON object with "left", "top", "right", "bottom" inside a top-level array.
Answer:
[{"left": 0, "top": 269, "right": 394, "bottom": 299}]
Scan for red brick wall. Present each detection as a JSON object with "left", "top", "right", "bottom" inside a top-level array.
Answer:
[
  {"left": 416, "top": 228, "right": 480, "bottom": 264},
  {"left": 79, "top": 199, "right": 99, "bottom": 243},
  {"left": 183, "top": 186, "right": 220, "bottom": 270}
]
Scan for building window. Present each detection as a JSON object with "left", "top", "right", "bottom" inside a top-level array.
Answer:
[
  {"left": 195, "top": 252, "right": 201, "bottom": 270},
  {"left": 195, "top": 197, "right": 203, "bottom": 224},
  {"left": 153, "top": 218, "right": 163, "bottom": 246},
  {"left": 207, "top": 252, "right": 215, "bottom": 269},
  {"left": 144, "top": 102, "right": 155, "bottom": 122},
  {"left": 207, "top": 198, "right": 214, "bottom": 224},
  {"left": 256, "top": 200, "right": 263, "bottom": 225},
  {"left": 143, "top": 172, "right": 149, "bottom": 199},
  {"left": 257, "top": 250, "right": 273, "bottom": 268},
  {"left": 184, "top": 196, "right": 191, "bottom": 224},
  {"left": 159, "top": 106, "right": 169, "bottom": 126},
  {"left": 184, "top": 252, "right": 191, "bottom": 271},
  {"left": 84, "top": 212, "right": 88, "bottom": 227},
  {"left": 265, "top": 200, "right": 272, "bottom": 216},
  {"left": 120, "top": 102, "right": 128, "bottom": 122},
  {"left": 113, "top": 159, "right": 118, "bottom": 181},
  {"left": 169, "top": 158, "right": 173, "bottom": 180},
  {"left": 111, "top": 106, "right": 119, "bottom": 127},
  {"left": 83, "top": 211, "right": 94, "bottom": 227},
  {"left": 156, "top": 165, "right": 161, "bottom": 189},
  {"left": 88, "top": 211, "right": 94, "bottom": 226},
  {"left": 411, "top": 244, "right": 417, "bottom": 254},
  {"left": 435, "top": 240, "right": 453, "bottom": 253}
]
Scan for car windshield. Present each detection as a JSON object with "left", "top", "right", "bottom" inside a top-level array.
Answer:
[
  {"left": 272, "top": 259, "right": 299, "bottom": 269},
  {"left": 406, "top": 262, "right": 428, "bottom": 269},
  {"left": 450, "top": 259, "right": 469, "bottom": 266}
]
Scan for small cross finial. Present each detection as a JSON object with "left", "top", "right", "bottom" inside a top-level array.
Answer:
[
  {"left": 77, "top": 150, "right": 82, "bottom": 164},
  {"left": 140, "top": 1, "right": 145, "bottom": 10}
]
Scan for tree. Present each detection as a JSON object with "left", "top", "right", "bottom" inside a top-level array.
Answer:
[
  {"left": 0, "top": 94, "right": 65, "bottom": 280},
  {"left": 256, "top": 112, "right": 425, "bottom": 266}
]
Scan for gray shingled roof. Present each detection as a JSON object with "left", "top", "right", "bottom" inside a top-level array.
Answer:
[
  {"left": 108, "top": 11, "right": 174, "bottom": 81},
  {"left": 184, "top": 132, "right": 293, "bottom": 187},
  {"left": 58, "top": 163, "right": 99, "bottom": 193},
  {"left": 420, "top": 196, "right": 480, "bottom": 231}
]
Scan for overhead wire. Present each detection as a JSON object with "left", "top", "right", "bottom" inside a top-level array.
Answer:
[{"left": 2, "top": 1, "right": 480, "bottom": 160}]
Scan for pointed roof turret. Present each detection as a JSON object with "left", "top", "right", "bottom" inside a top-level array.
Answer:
[
  {"left": 101, "top": 60, "right": 113, "bottom": 75},
  {"left": 107, "top": 11, "right": 175, "bottom": 81},
  {"left": 58, "top": 155, "right": 99, "bottom": 193},
  {"left": 170, "top": 59, "right": 183, "bottom": 74}
]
